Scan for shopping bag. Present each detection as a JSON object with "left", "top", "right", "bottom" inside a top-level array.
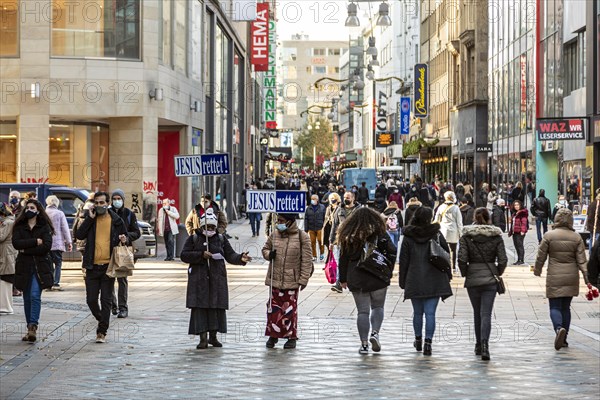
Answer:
[
  {"left": 107, "top": 243, "right": 135, "bottom": 278},
  {"left": 324, "top": 252, "right": 338, "bottom": 284}
]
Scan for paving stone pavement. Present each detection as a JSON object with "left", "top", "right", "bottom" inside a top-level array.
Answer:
[{"left": 1, "top": 220, "right": 599, "bottom": 399}]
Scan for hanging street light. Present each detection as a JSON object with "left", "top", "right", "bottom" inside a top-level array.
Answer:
[
  {"left": 366, "top": 36, "right": 377, "bottom": 56},
  {"left": 376, "top": 1, "right": 392, "bottom": 26},
  {"left": 345, "top": 2, "right": 360, "bottom": 27}
]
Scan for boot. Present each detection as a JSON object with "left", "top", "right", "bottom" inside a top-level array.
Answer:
[
  {"left": 22, "top": 324, "right": 37, "bottom": 342},
  {"left": 474, "top": 342, "right": 482, "bottom": 356},
  {"left": 266, "top": 337, "right": 278, "bottom": 348},
  {"left": 196, "top": 332, "right": 208, "bottom": 349},
  {"left": 208, "top": 331, "right": 222, "bottom": 347},
  {"left": 481, "top": 340, "right": 490, "bottom": 361},
  {"left": 423, "top": 338, "right": 432, "bottom": 356},
  {"left": 283, "top": 339, "right": 297, "bottom": 349},
  {"left": 413, "top": 336, "right": 422, "bottom": 352}
]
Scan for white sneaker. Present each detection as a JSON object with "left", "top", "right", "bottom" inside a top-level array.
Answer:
[
  {"left": 359, "top": 343, "right": 369, "bottom": 354},
  {"left": 95, "top": 333, "right": 106, "bottom": 343},
  {"left": 370, "top": 332, "right": 381, "bottom": 352}
]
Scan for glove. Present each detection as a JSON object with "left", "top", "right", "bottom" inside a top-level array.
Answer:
[{"left": 269, "top": 250, "right": 277, "bottom": 261}]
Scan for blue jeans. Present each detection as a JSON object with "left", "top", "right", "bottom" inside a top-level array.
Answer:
[
  {"left": 387, "top": 231, "right": 399, "bottom": 249},
  {"left": 549, "top": 297, "right": 572, "bottom": 333},
  {"left": 50, "top": 250, "right": 63, "bottom": 285},
  {"left": 248, "top": 213, "right": 261, "bottom": 236},
  {"left": 411, "top": 297, "right": 440, "bottom": 340},
  {"left": 23, "top": 274, "right": 42, "bottom": 326},
  {"left": 536, "top": 218, "right": 548, "bottom": 243}
]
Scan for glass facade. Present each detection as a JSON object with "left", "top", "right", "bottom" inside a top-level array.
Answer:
[
  {"left": 0, "top": 122, "right": 17, "bottom": 182},
  {"left": 0, "top": 0, "right": 18, "bottom": 56},
  {"left": 52, "top": 0, "right": 140, "bottom": 59}
]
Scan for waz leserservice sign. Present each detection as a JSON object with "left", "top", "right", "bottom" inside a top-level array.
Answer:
[
  {"left": 536, "top": 118, "right": 586, "bottom": 141},
  {"left": 246, "top": 190, "right": 306, "bottom": 213},
  {"left": 414, "top": 64, "right": 428, "bottom": 118}
]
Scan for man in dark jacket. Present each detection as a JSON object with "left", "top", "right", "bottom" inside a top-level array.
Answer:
[
  {"left": 304, "top": 195, "right": 326, "bottom": 261},
  {"left": 357, "top": 182, "right": 370, "bottom": 205},
  {"left": 75, "top": 191, "right": 128, "bottom": 343},
  {"left": 459, "top": 197, "right": 475, "bottom": 226},
  {"left": 492, "top": 199, "right": 507, "bottom": 232},
  {"left": 587, "top": 189, "right": 600, "bottom": 253},
  {"left": 531, "top": 189, "right": 552, "bottom": 244},
  {"left": 109, "top": 189, "right": 140, "bottom": 318}
]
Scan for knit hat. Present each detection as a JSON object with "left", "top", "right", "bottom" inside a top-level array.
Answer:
[
  {"left": 200, "top": 210, "right": 219, "bottom": 227},
  {"left": 496, "top": 198, "right": 506, "bottom": 206},
  {"left": 111, "top": 189, "right": 126, "bottom": 200},
  {"left": 444, "top": 191, "right": 457, "bottom": 203},
  {"left": 279, "top": 213, "right": 298, "bottom": 222}
]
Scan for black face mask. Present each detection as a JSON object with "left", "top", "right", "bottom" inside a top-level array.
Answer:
[
  {"left": 344, "top": 199, "right": 352, "bottom": 206},
  {"left": 24, "top": 210, "right": 38, "bottom": 219},
  {"left": 95, "top": 206, "right": 108, "bottom": 215}
]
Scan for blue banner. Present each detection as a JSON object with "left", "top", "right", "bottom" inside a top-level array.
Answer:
[
  {"left": 400, "top": 97, "right": 411, "bottom": 135},
  {"left": 174, "top": 153, "right": 230, "bottom": 177},
  {"left": 246, "top": 190, "right": 306, "bottom": 213},
  {"left": 414, "top": 64, "right": 428, "bottom": 118}
]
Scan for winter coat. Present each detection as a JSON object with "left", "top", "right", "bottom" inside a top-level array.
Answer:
[
  {"left": 455, "top": 184, "right": 465, "bottom": 198},
  {"left": 12, "top": 218, "right": 53, "bottom": 291},
  {"left": 487, "top": 192, "right": 499, "bottom": 210},
  {"left": 460, "top": 204, "right": 475, "bottom": 226},
  {"left": 185, "top": 202, "right": 228, "bottom": 235},
  {"left": 534, "top": 210, "right": 589, "bottom": 298},
  {"left": 357, "top": 186, "right": 370, "bottom": 204},
  {"left": 510, "top": 187, "right": 524, "bottom": 203},
  {"left": 587, "top": 200, "right": 600, "bottom": 234},
  {"left": 375, "top": 185, "right": 387, "bottom": 200},
  {"left": 435, "top": 202, "right": 463, "bottom": 243},
  {"left": 388, "top": 192, "right": 404, "bottom": 210},
  {"left": 75, "top": 210, "right": 128, "bottom": 269},
  {"left": 509, "top": 209, "right": 529, "bottom": 236},
  {"left": 588, "top": 240, "right": 600, "bottom": 285},
  {"left": 531, "top": 196, "right": 551, "bottom": 219},
  {"left": 157, "top": 205, "right": 180, "bottom": 236},
  {"left": 491, "top": 205, "right": 507, "bottom": 232},
  {"left": 0, "top": 216, "right": 18, "bottom": 280},
  {"left": 304, "top": 203, "right": 326, "bottom": 232},
  {"left": 262, "top": 222, "right": 313, "bottom": 290},
  {"left": 458, "top": 225, "right": 508, "bottom": 288},
  {"left": 112, "top": 207, "right": 141, "bottom": 244},
  {"left": 181, "top": 231, "right": 246, "bottom": 309},
  {"left": 45, "top": 205, "right": 72, "bottom": 252},
  {"left": 373, "top": 196, "right": 387, "bottom": 213},
  {"left": 399, "top": 223, "right": 453, "bottom": 300},
  {"left": 329, "top": 203, "right": 361, "bottom": 245},
  {"left": 339, "top": 235, "right": 397, "bottom": 293},
  {"left": 72, "top": 205, "right": 90, "bottom": 252}
]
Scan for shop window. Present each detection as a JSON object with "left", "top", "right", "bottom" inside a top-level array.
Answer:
[
  {"left": 0, "top": 122, "right": 17, "bottom": 182},
  {"left": 0, "top": 0, "right": 18, "bottom": 57},
  {"left": 313, "top": 66, "right": 326, "bottom": 74},
  {"left": 313, "top": 48, "right": 325, "bottom": 56},
  {"left": 173, "top": 0, "right": 187, "bottom": 74},
  {"left": 52, "top": 0, "right": 140, "bottom": 59}
]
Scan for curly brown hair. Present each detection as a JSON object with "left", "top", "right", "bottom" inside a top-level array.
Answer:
[{"left": 337, "top": 207, "right": 386, "bottom": 249}]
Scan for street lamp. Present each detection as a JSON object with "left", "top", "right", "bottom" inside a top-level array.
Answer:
[
  {"left": 376, "top": 1, "right": 392, "bottom": 26},
  {"left": 345, "top": 2, "right": 360, "bottom": 27},
  {"left": 366, "top": 37, "right": 377, "bottom": 56},
  {"left": 344, "top": 1, "right": 392, "bottom": 27}
]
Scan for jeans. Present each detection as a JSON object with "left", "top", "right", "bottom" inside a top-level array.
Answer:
[
  {"left": 512, "top": 234, "right": 525, "bottom": 262},
  {"left": 249, "top": 213, "right": 261, "bottom": 236},
  {"left": 112, "top": 277, "right": 128, "bottom": 311},
  {"left": 23, "top": 274, "right": 42, "bottom": 326},
  {"left": 164, "top": 230, "right": 175, "bottom": 259},
  {"left": 448, "top": 242, "right": 458, "bottom": 271},
  {"left": 411, "top": 297, "right": 440, "bottom": 340},
  {"left": 536, "top": 218, "right": 548, "bottom": 243},
  {"left": 85, "top": 264, "right": 115, "bottom": 335},
  {"left": 387, "top": 231, "right": 399, "bottom": 250},
  {"left": 351, "top": 287, "right": 387, "bottom": 341},
  {"left": 467, "top": 284, "right": 497, "bottom": 342},
  {"left": 49, "top": 250, "right": 63, "bottom": 286},
  {"left": 308, "top": 230, "right": 324, "bottom": 257},
  {"left": 549, "top": 297, "right": 573, "bottom": 333}
]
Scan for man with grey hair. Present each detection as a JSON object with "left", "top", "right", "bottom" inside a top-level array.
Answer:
[
  {"left": 45, "top": 195, "right": 72, "bottom": 290},
  {"left": 8, "top": 190, "right": 23, "bottom": 217}
]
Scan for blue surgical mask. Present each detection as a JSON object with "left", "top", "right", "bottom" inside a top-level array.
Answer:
[
  {"left": 311, "top": 200, "right": 318, "bottom": 205},
  {"left": 112, "top": 200, "right": 123, "bottom": 209},
  {"left": 10, "top": 197, "right": 19, "bottom": 205},
  {"left": 276, "top": 223, "right": 287, "bottom": 232}
]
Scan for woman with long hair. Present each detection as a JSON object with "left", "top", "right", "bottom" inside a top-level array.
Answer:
[
  {"left": 458, "top": 208, "right": 508, "bottom": 360},
  {"left": 11, "top": 199, "right": 54, "bottom": 342},
  {"left": 400, "top": 207, "right": 453, "bottom": 356},
  {"left": 509, "top": 200, "right": 529, "bottom": 265},
  {"left": 322, "top": 192, "right": 341, "bottom": 250},
  {"left": 338, "top": 207, "right": 397, "bottom": 354}
]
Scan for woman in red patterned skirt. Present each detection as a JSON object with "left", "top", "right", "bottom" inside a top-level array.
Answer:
[{"left": 262, "top": 213, "right": 313, "bottom": 349}]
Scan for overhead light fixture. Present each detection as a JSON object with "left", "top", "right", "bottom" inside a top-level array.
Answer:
[
  {"left": 376, "top": 1, "right": 392, "bottom": 26},
  {"left": 366, "top": 37, "right": 377, "bottom": 56},
  {"left": 30, "top": 82, "right": 40, "bottom": 99},
  {"left": 370, "top": 55, "right": 380, "bottom": 67},
  {"left": 190, "top": 100, "right": 200, "bottom": 112},
  {"left": 366, "top": 65, "right": 375, "bottom": 80},
  {"left": 149, "top": 88, "right": 164, "bottom": 101},
  {"left": 345, "top": 2, "right": 360, "bottom": 27},
  {"left": 353, "top": 79, "right": 365, "bottom": 91}
]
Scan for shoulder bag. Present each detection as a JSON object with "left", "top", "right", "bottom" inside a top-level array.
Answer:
[
  {"left": 355, "top": 238, "right": 393, "bottom": 284},
  {"left": 468, "top": 238, "right": 506, "bottom": 295},
  {"left": 429, "top": 233, "right": 451, "bottom": 272}
]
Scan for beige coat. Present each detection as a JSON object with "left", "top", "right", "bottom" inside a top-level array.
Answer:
[
  {"left": 185, "top": 206, "right": 228, "bottom": 235},
  {"left": 157, "top": 206, "right": 180, "bottom": 236},
  {"left": 262, "top": 222, "right": 313, "bottom": 290},
  {"left": 0, "top": 216, "right": 18, "bottom": 276},
  {"left": 534, "top": 209, "right": 589, "bottom": 298}
]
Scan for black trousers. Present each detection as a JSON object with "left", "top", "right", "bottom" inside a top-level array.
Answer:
[
  {"left": 512, "top": 234, "right": 525, "bottom": 262},
  {"left": 467, "top": 284, "right": 497, "bottom": 342},
  {"left": 85, "top": 265, "right": 115, "bottom": 335},
  {"left": 112, "top": 277, "right": 128, "bottom": 311},
  {"left": 448, "top": 242, "right": 458, "bottom": 271},
  {"left": 164, "top": 230, "right": 175, "bottom": 259}
]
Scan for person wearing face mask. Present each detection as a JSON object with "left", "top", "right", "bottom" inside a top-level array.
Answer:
[
  {"left": 157, "top": 198, "right": 180, "bottom": 260},
  {"left": 12, "top": 199, "right": 54, "bottom": 342},
  {"left": 181, "top": 211, "right": 251, "bottom": 350},
  {"left": 388, "top": 186, "right": 404, "bottom": 210},
  {"left": 304, "top": 195, "right": 326, "bottom": 262},
  {"left": 109, "top": 189, "right": 141, "bottom": 319},
  {"left": 8, "top": 191, "right": 23, "bottom": 218},
  {"left": 0, "top": 203, "right": 18, "bottom": 314},
  {"left": 262, "top": 213, "right": 313, "bottom": 349},
  {"left": 44, "top": 195, "right": 72, "bottom": 291},
  {"left": 75, "top": 191, "right": 128, "bottom": 343},
  {"left": 552, "top": 195, "right": 568, "bottom": 222},
  {"left": 185, "top": 194, "right": 228, "bottom": 236},
  {"left": 323, "top": 192, "right": 341, "bottom": 250}
]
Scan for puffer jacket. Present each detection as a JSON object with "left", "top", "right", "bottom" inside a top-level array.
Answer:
[
  {"left": 460, "top": 204, "right": 475, "bottom": 226},
  {"left": 399, "top": 223, "right": 453, "bottom": 300},
  {"left": 435, "top": 202, "right": 463, "bottom": 243},
  {"left": 509, "top": 209, "right": 529, "bottom": 235},
  {"left": 45, "top": 205, "right": 72, "bottom": 251},
  {"left": 12, "top": 218, "right": 53, "bottom": 291},
  {"left": 262, "top": 222, "right": 313, "bottom": 290},
  {"left": 0, "top": 216, "right": 18, "bottom": 279},
  {"left": 458, "top": 224, "right": 508, "bottom": 288},
  {"left": 491, "top": 205, "right": 506, "bottom": 232},
  {"left": 534, "top": 209, "right": 589, "bottom": 298},
  {"left": 304, "top": 203, "right": 326, "bottom": 232}
]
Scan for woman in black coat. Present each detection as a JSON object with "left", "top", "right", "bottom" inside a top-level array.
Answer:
[
  {"left": 588, "top": 239, "right": 600, "bottom": 286},
  {"left": 180, "top": 211, "right": 251, "bottom": 349},
  {"left": 458, "top": 208, "right": 508, "bottom": 361},
  {"left": 399, "top": 207, "right": 452, "bottom": 356},
  {"left": 11, "top": 199, "right": 54, "bottom": 342},
  {"left": 338, "top": 208, "right": 397, "bottom": 355}
]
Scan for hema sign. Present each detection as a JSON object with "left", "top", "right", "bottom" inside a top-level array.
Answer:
[{"left": 536, "top": 118, "right": 586, "bottom": 141}]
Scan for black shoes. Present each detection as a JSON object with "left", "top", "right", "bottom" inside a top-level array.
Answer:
[
  {"left": 164, "top": 257, "right": 174, "bottom": 261},
  {"left": 266, "top": 337, "right": 278, "bottom": 348},
  {"left": 331, "top": 282, "right": 343, "bottom": 293},
  {"left": 555, "top": 328, "right": 567, "bottom": 350},
  {"left": 208, "top": 331, "right": 222, "bottom": 347},
  {"left": 117, "top": 310, "right": 128, "bottom": 318},
  {"left": 475, "top": 342, "right": 482, "bottom": 356},
  {"left": 481, "top": 340, "right": 490, "bottom": 361},
  {"left": 423, "top": 338, "right": 432, "bottom": 356},
  {"left": 197, "top": 332, "right": 208, "bottom": 349},
  {"left": 283, "top": 339, "right": 297, "bottom": 349},
  {"left": 111, "top": 307, "right": 118, "bottom": 316},
  {"left": 413, "top": 336, "right": 423, "bottom": 352}
]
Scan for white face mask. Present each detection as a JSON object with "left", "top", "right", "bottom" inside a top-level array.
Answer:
[{"left": 203, "top": 229, "right": 217, "bottom": 237}]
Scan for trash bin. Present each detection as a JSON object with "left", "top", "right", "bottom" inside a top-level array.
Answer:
[{"left": 176, "top": 224, "right": 189, "bottom": 258}]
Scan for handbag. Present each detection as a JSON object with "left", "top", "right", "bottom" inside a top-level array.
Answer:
[
  {"left": 324, "top": 252, "right": 338, "bottom": 284},
  {"left": 107, "top": 243, "right": 135, "bottom": 278},
  {"left": 469, "top": 238, "right": 506, "bottom": 295},
  {"left": 429, "top": 233, "right": 451, "bottom": 272},
  {"left": 355, "top": 240, "right": 393, "bottom": 284}
]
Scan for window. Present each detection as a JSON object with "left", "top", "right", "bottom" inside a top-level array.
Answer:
[
  {"left": 306, "top": 66, "right": 312, "bottom": 73},
  {"left": 173, "top": 0, "right": 187, "bottom": 73},
  {"left": 160, "top": 0, "right": 172, "bottom": 65},
  {"left": 328, "top": 66, "right": 340, "bottom": 74},
  {"left": 191, "top": 0, "right": 202, "bottom": 80},
  {"left": 313, "top": 48, "right": 326, "bottom": 56},
  {"left": 0, "top": 122, "right": 17, "bottom": 182},
  {"left": 313, "top": 66, "right": 326, "bottom": 74},
  {"left": 564, "top": 31, "right": 586, "bottom": 96},
  {"left": 0, "top": 0, "right": 18, "bottom": 56},
  {"left": 282, "top": 47, "right": 297, "bottom": 61},
  {"left": 52, "top": 0, "right": 140, "bottom": 59},
  {"left": 328, "top": 48, "right": 340, "bottom": 56}
]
